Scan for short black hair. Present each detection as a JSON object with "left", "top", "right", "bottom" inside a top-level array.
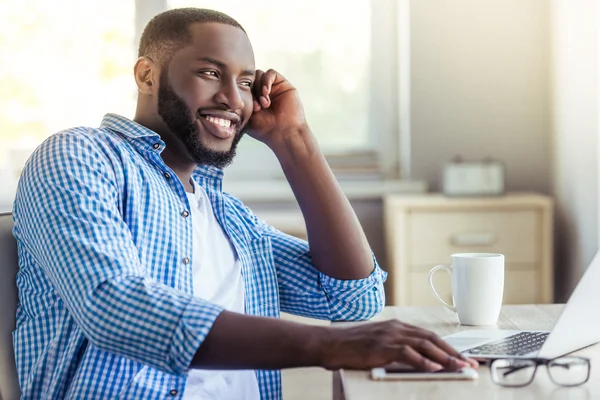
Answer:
[{"left": 138, "top": 8, "right": 246, "bottom": 65}]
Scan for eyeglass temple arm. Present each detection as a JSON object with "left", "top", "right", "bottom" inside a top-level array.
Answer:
[
  {"left": 502, "top": 359, "right": 574, "bottom": 377},
  {"left": 502, "top": 364, "right": 533, "bottom": 377}
]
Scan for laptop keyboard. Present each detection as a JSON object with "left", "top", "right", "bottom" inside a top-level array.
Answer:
[{"left": 464, "top": 332, "right": 550, "bottom": 356}]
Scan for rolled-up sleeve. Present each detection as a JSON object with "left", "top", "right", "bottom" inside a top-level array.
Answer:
[
  {"left": 13, "top": 132, "right": 222, "bottom": 375},
  {"left": 270, "top": 229, "right": 387, "bottom": 321},
  {"left": 318, "top": 255, "right": 387, "bottom": 318},
  {"left": 224, "top": 195, "right": 387, "bottom": 322}
]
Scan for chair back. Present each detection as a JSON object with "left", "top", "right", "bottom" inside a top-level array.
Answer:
[{"left": 0, "top": 213, "right": 20, "bottom": 400}]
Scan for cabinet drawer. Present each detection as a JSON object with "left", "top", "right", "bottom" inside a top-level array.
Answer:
[
  {"left": 408, "top": 268, "right": 540, "bottom": 306},
  {"left": 407, "top": 210, "right": 539, "bottom": 267}
]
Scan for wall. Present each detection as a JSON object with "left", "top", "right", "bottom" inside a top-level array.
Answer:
[
  {"left": 550, "top": 0, "right": 599, "bottom": 301},
  {"left": 409, "top": 0, "right": 552, "bottom": 194}
]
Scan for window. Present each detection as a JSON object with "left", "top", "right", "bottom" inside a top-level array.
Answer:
[
  {"left": 0, "top": 0, "right": 136, "bottom": 192},
  {"left": 0, "top": 0, "right": 401, "bottom": 196}
]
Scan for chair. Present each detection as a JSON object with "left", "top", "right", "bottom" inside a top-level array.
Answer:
[{"left": 0, "top": 213, "right": 21, "bottom": 400}]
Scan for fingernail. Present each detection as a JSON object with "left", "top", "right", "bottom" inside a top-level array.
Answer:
[
  {"left": 458, "top": 354, "right": 478, "bottom": 367},
  {"left": 430, "top": 362, "right": 443, "bottom": 371}
]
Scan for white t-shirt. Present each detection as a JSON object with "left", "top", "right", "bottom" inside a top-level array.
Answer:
[{"left": 182, "top": 181, "right": 260, "bottom": 400}]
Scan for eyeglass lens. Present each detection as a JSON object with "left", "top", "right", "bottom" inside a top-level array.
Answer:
[
  {"left": 492, "top": 359, "right": 537, "bottom": 386},
  {"left": 491, "top": 357, "right": 590, "bottom": 387},
  {"left": 547, "top": 357, "right": 590, "bottom": 386}
]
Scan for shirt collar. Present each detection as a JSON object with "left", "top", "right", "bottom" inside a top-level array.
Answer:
[
  {"left": 100, "top": 113, "right": 160, "bottom": 141},
  {"left": 192, "top": 165, "right": 224, "bottom": 183},
  {"left": 101, "top": 113, "right": 225, "bottom": 188}
]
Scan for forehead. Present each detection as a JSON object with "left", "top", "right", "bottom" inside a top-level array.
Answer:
[{"left": 170, "top": 22, "right": 255, "bottom": 71}]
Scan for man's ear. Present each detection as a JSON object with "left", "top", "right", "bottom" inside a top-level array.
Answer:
[{"left": 134, "top": 56, "right": 158, "bottom": 95}]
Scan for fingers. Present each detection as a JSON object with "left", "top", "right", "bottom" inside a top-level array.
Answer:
[
  {"left": 430, "top": 337, "right": 479, "bottom": 369},
  {"left": 253, "top": 69, "right": 280, "bottom": 109},
  {"left": 392, "top": 322, "right": 479, "bottom": 370},
  {"left": 260, "top": 69, "right": 278, "bottom": 107},
  {"left": 407, "top": 328, "right": 479, "bottom": 369},
  {"left": 400, "top": 337, "right": 471, "bottom": 371},
  {"left": 252, "top": 69, "right": 265, "bottom": 111},
  {"left": 393, "top": 344, "right": 444, "bottom": 372}
]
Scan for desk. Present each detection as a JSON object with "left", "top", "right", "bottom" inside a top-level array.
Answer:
[{"left": 333, "top": 305, "right": 600, "bottom": 400}]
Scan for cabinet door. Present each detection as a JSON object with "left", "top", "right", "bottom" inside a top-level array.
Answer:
[{"left": 504, "top": 270, "right": 541, "bottom": 304}]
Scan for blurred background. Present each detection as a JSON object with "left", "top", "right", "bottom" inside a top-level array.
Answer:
[{"left": 0, "top": 0, "right": 599, "bottom": 308}]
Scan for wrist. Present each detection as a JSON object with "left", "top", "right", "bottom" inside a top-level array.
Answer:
[
  {"left": 267, "top": 126, "right": 322, "bottom": 169},
  {"left": 266, "top": 125, "right": 314, "bottom": 156},
  {"left": 307, "top": 326, "right": 336, "bottom": 369}
]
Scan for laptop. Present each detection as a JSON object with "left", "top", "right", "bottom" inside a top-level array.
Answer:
[{"left": 443, "top": 250, "right": 600, "bottom": 360}]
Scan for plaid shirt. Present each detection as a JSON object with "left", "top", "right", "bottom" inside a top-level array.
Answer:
[{"left": 12, "top": 114, "right": 387, "bottom": 400}]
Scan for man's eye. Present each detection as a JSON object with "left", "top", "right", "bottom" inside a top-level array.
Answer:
[
  {"left": 240, "top": 81, "right": 253, "bottom": 88},
  {"left": 199, "top": 70, "right": 219, "bottom": 78}
]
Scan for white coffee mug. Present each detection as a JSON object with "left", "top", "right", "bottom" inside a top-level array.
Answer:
[{"left": 428, "top": 253, "right": 505, "bottom": 325}]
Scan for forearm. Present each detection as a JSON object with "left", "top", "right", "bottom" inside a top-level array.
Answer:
[
  {"left": 269, "top": 127, "right": 374, "bottom": 280},
  {"left": 193, "top": 310, "right": 478, "bottom": 374},
  {"left": 192, "top": 310, "right": 327, "bottom": 369}
]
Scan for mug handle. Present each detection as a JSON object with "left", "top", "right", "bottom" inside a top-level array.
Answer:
[{"left": 428, "top": 265, "right": 456, "bottom": 312}]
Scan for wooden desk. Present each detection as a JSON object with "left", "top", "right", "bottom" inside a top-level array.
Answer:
[{"left": 333, "top": 305, "right": 600, "bottom": 400}]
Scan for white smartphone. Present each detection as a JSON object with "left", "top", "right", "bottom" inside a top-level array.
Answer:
[{"left": 371, "top": 365, "right": 479, "bottom": 381}]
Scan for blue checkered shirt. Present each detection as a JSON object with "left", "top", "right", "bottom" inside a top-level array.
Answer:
[{"left": 12, "top": 114, "right": 387, "bottom": 399}]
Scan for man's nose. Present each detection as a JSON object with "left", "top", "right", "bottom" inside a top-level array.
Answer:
[{"left": 214, "top": 80, "right": 245, "bottom": 111}]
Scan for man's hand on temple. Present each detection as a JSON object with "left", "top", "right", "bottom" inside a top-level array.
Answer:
[{"left": 246, "top": 68, "right": 309, "bottom": 147}]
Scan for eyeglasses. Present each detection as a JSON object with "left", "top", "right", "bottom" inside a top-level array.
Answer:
[{"left": 490, "top": 356, "right": 590, "bottom": 387}]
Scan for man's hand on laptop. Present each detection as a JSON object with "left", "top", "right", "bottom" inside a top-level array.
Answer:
[{"left": 321, "top": 320, "right": 479, "bottom": 372}]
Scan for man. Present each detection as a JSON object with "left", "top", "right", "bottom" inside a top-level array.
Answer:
[{"left": 12, "top": 8, "right": 477, "bottom": 400}]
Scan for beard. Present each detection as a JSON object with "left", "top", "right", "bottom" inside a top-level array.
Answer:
[{"left": 156, "top": 73, "right": 244, "bottom": 169}]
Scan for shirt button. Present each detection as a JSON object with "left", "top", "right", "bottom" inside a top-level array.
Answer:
[
  {"left": 170, "top": 389, "right": 178, "bottom": 396},
  {"left": 182, "top": 257, "right": 190, "bottom": 265},
  {"left": 163, "top": 172, "right": 171, "bottom": 179},
  {"left": 152, "top": 143, "right": 161, "bottom": 150},
  {"left": 181, "top": 210, "right": 190, "bottom": 218}
]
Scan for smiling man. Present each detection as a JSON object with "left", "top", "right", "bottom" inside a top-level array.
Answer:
[{"left": 12, "top": 8, "right": 476, "bottom": 400}]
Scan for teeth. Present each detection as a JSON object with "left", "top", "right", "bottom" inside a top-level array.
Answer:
[{"left": 204, "top": 115, "right": 232, "bottom": 128}]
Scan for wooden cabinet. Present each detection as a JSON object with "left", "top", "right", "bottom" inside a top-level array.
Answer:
[{"left": 383, "top": 193, "right": 553, "bottom": 306}]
